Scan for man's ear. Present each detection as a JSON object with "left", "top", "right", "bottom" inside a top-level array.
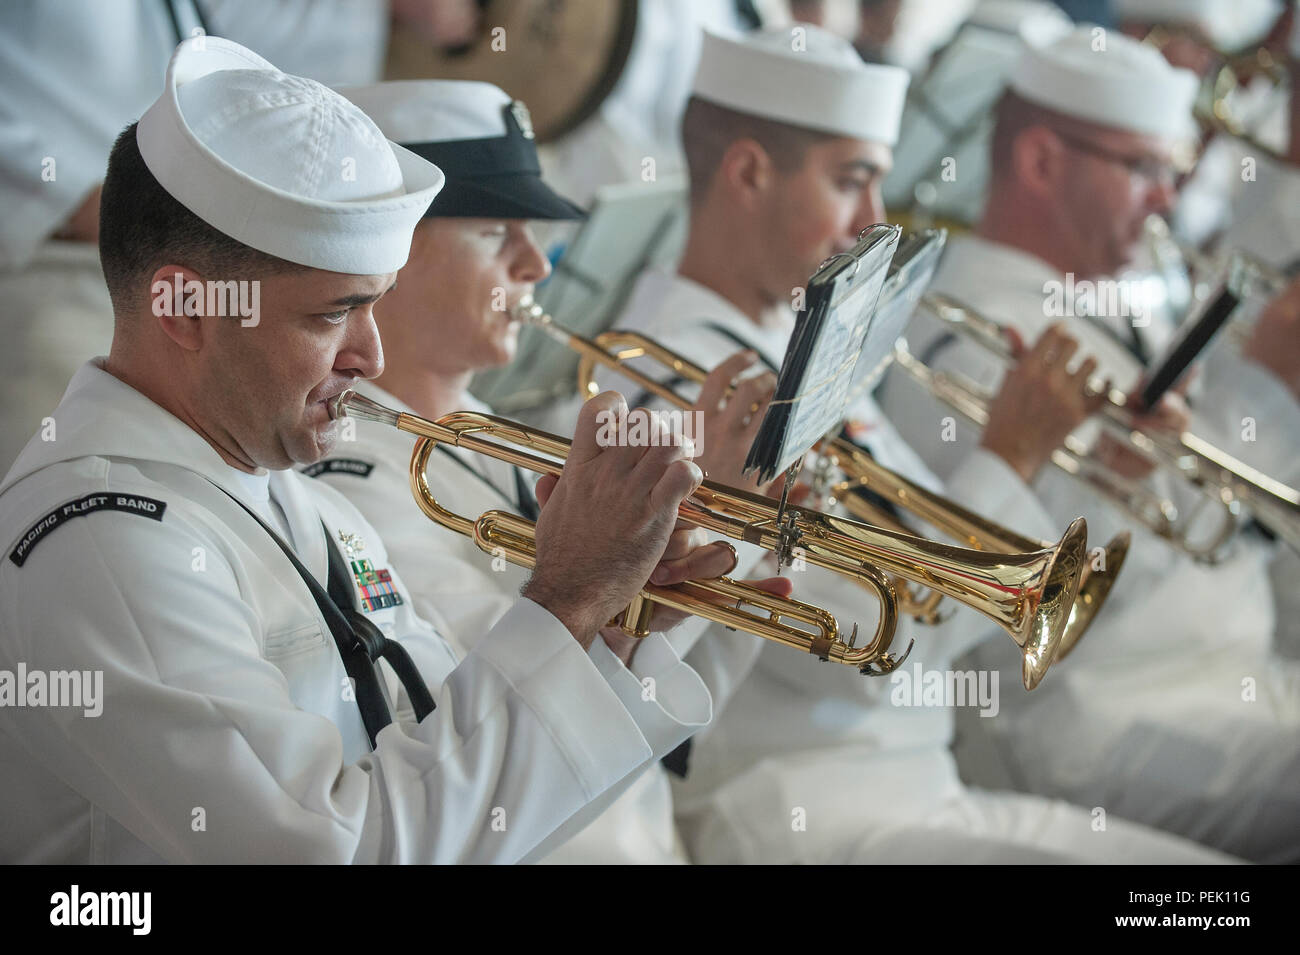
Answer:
[
  {"left": 146, "top": 264, "right": 207, "bottom": 351},
  {"left": 1012, "top": 125, "right": 1068, "bottom": 201},
  {"left": 716, "top": 138, "right": 775, "bottom": 210}
]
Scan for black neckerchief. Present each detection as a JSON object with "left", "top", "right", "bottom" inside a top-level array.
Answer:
[{"left": 214, "top": 484, "right": 435, "bottom": 749}]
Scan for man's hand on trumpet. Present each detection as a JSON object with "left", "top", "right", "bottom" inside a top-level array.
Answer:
[
  {"left": 690, "top": 350, "right": 779, "bottom": 493},
  {"left": 523, "top": 391, "right": 791, "bottom": 662},
  {"left": 587, "top": 519, "right": 793, "bottom": 666},
  {"left": 689, "top": 350, "right": 815, "bottom": 506},
  {"left": 980, "top": 323, "right": 1110, "bottom": 481}
]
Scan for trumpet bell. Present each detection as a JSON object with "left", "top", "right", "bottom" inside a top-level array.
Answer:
[
  {"left": 1055, "top": 531, "right": 1130, "bottom": 662},
  {"left": 1013, "top": 517, "right": 1089, "bottom": 690},
  {"left": 811, "top": 509, "right": 1089, "bottom": 690}
]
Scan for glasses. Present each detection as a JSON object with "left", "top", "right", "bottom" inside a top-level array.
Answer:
[{"left": 1052, "top": 131, "right": 1178, "bottom": 188}]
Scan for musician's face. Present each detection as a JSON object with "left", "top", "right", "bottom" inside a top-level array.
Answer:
[
  {"left": 1055, "top": 126, "right": 1178, "bottom": 278},
  {"left": 760, "top": 137, "right": 891, "bottom": 304},
  {"left": 376, "top": 218, "right": 551, "bottom": 375},
  {"left": 179, "top": 265, "right": 393, "bottom": 470}
]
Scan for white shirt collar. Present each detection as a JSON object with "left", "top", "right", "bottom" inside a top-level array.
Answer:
[{"left": 621, "top": 268, "right": 795, "bottom": 367}]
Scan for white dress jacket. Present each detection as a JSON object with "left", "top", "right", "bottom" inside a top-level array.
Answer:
[
  {"left": 305, "top": 382, "right": 710, "bottom": 864},
  {"left": 0, "top": 361, "right": 708, "bottom": 863}
]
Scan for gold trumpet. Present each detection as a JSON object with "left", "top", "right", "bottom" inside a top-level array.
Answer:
[
  {"left": 329, "top": 388, "right": 1088, "bottom": 690},
  {"left": 1196, "top": 43, "right": 1290, "bottom": 165},
  {"left": 822, "top": 439, "right": 1130, "bottom": 661},
  {"left": 512, "top": 294, "right": 1096, "bottom": 684},
  {"left": 905, "top": 292, "right": 1300, "bottom": 561},
  {"left": 1142, "top": 25, "right": 1290, "bottom": 164}
]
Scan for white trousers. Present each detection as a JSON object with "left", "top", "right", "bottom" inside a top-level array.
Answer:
[
  {"left": 675, "top": 746, "right": 1237, "bottom": 864},
  {"left": 956, "top": 651, "right": 1300, "bottom": 864}
]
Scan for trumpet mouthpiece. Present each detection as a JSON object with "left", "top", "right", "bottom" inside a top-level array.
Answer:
[
  {"left": 510, "top": 293, "right": 548, "bottom": 325},
  {"left": 511, "top": 294, "right": 575, "bottom": 348},
  {"left": 327, "top": 389, "right": 401, "bottom": 427},
  {"left": 326, "top": 391, "right": 351, "bottom": 421}
]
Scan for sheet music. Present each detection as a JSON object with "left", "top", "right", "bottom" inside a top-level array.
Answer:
[
  {"left": 848, "top": 229, "right": 947, "bottom": 398},
  {"left": 744, "top": 224, "right": 901, "bottom": 482}
]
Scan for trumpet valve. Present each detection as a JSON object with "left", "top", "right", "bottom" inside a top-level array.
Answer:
[{"left": 619, "top": 593, "right": 655, "bottom": 639}]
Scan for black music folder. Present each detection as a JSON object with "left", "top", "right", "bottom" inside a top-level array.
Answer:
[
  {"left": 744, "top": 224, "right": 901, "bottom": 483},
  {"left": 1135, "top": 257, "right": 1254, "bottom": 411}
]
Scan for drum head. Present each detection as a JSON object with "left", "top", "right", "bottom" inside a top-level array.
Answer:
[{"left": 384, "top": 0, "right": 639, "bottom": 143}]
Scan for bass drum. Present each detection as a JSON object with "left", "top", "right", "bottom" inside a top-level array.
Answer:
[{"left": 384, "top": 0, "right": 639, "bottom": 143}]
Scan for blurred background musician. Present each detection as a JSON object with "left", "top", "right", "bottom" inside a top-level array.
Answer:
[
  {"left": 573, "top": 25, "right": 1233, "bottom": 864},
  {"left": 879, "top": 25, "right": 1300, "bottom": 862}
]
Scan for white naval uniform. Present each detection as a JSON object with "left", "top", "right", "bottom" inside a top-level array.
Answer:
[
  {"left": 597, "top": 268, "right": 1234, "bottom": 864},
  {"left": 305, "top": 382, "right": 704, "bottom": 864},
  {"left": 536, "top": 0, "right": 745, "bottom": 208},
  {"left": 1213, "top": 154, "right": 1300, "bottom": 659},
  {"left": 1219, "top": 153, "right": 1300, "bottom": 273},
  {"left": 1200, "top": 153, "right": 1300, "bottom": 483},
  {"left": 0, "top": 360, "right": 709, "bottom": 863},
  {"left": 877, "top": 234, "right": 1300, "bottom": 862},
  {"left": 0, "top": 0, "right": 387, "bottom": 473}
]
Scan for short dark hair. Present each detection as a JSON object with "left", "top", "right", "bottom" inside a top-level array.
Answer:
[
  {"left": 680, "top": 96, "right": 837, "bottom": 201},
  {"left": 98, "top": 123, "right": 304, "bottom": 314}
]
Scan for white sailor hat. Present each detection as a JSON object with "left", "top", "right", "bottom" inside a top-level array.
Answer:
[
  {"left": 341, "top": 80, "right": 584, "bottom": 221},
  {"left": 690, "top": 26, "right": 911, "bottom": 146},
  {"left": 135, "top": 37, "right": 445, "bottom": 274},
  {"left": 1112, "top": 0, "right": 1283, "bottom": 52},
  {"left": 1010, "top": 24, "right": 1200, "bottom": 140}
]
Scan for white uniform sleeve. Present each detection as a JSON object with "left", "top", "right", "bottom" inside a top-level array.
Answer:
[
  {"left": 945, "top": 447, "right": 1064, "bottom": 544},
  {"left": 589, "top": 633, "right": 712, "bottom": 749},
  {"left": 0, "top": 494, "right": 660, "bottom": 864},
  {"left": 0, "top": 19, "right": 107, "bottom": 267},
  {"left": 1221, "top": 154, "right": 1300, "bottom": 269},
  {"left": 201, "top": 0, "right": 387, "bottom": 87},
  {"left": 517, "top": 632, "right": 713, "bottom": 862},
  {"left": 1197, "top": 345, "right": 1300, "bottom": 483}
]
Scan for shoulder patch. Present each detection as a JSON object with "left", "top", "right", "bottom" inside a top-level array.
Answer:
[
  {"left": 302, "top": 458, "right": 375, "bottom": 479},
  {"left": 10, "top": 493, "right": 167, "bottom": 567}
]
